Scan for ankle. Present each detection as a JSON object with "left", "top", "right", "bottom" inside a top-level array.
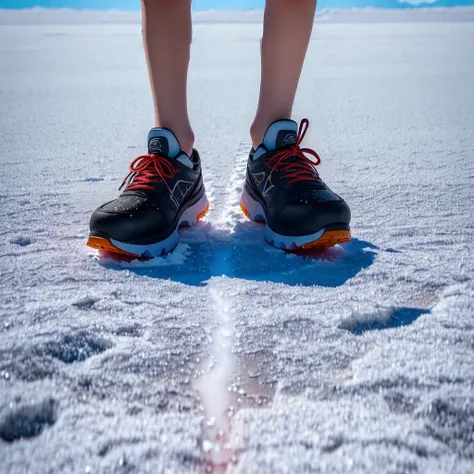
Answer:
[
  {"left": 179, "top": 130, "right": 195, "bottom": 157},
  {"left": 250, "top": 121, "right": 265, "bottom": 150},
  {"left": 251, "top": 114, "right": 292, "bottom": 149},
  {"left": 155, "top": 120, "right": 194, "bottom": 156}
]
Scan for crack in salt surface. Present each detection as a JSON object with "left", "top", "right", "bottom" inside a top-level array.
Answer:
[
  {"left": 193, "top": 145, "right": 249, "bottom": 473},
  {"left": 194, "top": 282, "right": 235, "bottom": 472}
]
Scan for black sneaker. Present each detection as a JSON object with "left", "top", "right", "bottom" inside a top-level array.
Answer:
[
  {"left": 87, "top": 128, "right": 209, "bottom": 258},
  {"left": 240, "top": 118, "right": 350, "bottom": 250}
]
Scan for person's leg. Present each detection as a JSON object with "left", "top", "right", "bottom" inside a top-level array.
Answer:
[
  {"left": 241, "top": 0, "right": 351, "bottom": 251},
  {"left": 251, "top": 0, "right": 317, "bottom": 148},
  {"left": 87, "top": 0, "right": 209, "bottom": 258},
  {"left": 142, "top": 0, "right": 194, "bottom": 156}
]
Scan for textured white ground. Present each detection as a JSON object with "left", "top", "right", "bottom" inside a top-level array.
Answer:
[{"left": 1, "top": 12, "right": 474, "bottom": 474}]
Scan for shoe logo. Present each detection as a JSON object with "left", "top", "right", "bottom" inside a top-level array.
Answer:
[
  {"left": 251, "top": 171, "right": 274, "bottom": 197},
  {"left": 262, "top": 178, "right": 274, "bottom": 198},
  {"left": 149, "top": 137, "right": 166, "bottom": 153},
  {"left": 251, "top": 171, "right": 266, "bottom": 185},
  {"left": 170, "top": 180, "right": 194, "bottom": 208},
  {"left": 282, "top": 133, "right": 297, "bottom": 147}
]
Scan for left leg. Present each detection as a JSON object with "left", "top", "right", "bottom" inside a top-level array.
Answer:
[
  {"left": 87, "top": 0, "right": 209, "bottom": 259},
  {"left": 251, "top": 0, "right": 317, "bottom": 148},
  {"left": 242, "top": 0, "right": 352, "bottom": 250}
]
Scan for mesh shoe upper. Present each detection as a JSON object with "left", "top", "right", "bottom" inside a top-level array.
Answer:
[
  {"left": 245, "top": 119, "right": 350, "bottom": 236},
  {"left": 90, "top": 128, "right": 205, "bottom": 244}
]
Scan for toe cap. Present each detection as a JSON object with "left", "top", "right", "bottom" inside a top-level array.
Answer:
[
  {"left": 271, "top": 199, "right": 351, "bottom": 236},
  {"left": 89, "top": 204, "right": 168, "bottom": 243}
]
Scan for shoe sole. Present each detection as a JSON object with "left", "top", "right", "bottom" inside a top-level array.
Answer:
[
  {"left": 240, "top": 188, "right": 350, "bottom": 250},
  {"left": 86, "top": 194, "right": 210, "bottom": 259}
]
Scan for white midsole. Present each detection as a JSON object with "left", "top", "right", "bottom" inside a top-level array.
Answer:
[
  {"left": 110, "top": 194, "right": 209, "bottom": 257},
  {"left": 240, "top": 188, "right": 325, "bottom": 249}
]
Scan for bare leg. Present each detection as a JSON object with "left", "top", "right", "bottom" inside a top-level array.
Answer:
[
  {"left": 251, "top": 0, "right": 317, "bottom": 148},
  {"left": 142, "top": 0, "right": 194, "bottom": 156}
]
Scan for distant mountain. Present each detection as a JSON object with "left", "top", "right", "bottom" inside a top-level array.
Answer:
[
  {"left": 0, "top": 0, "right": 473, "bottom": 10},
  {"left": 1, "top": 5, "right": 474, "bottom": 25},
  {"left": 318, "top": 0, "right": 474, "bottom": 6}
]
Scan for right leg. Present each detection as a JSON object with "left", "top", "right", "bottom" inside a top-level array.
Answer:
[
  {"left": 251, "top": 0, "right": 316, "bottom": 148},
  {"left": 241, "top": 0, "right": 351, "bottom": 251},
  {"left": 87, "top": 0, "right": 209, "bottom": 259},
  {"left": 142, "top": 0, "right": 194, "bottom": 156}
]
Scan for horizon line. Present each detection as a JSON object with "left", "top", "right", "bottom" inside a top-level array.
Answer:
[{"left": 1, "top": 4, "right": 473, "bottom": 11}]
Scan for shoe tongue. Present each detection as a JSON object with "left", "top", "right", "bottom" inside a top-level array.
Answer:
[
  {"left": 147, "top": 127, "right": 193, "bottom": 168},
  {"left": 263, "top": 119, "right": 298, "bottom": 151},
  {"left": 148, "top": 128, "right": 181, "bottom": 158}
]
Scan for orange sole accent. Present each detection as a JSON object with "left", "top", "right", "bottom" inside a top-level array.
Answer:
[
  {"left": 86, "top": 236, "right": 140, "bottom": 258},
  {"left": 240, "top": 202, "right": 350, "bottom": 250},
  {"left": 299, "top": 229, "right": 351, "bottom": 250},
  {"left": 240, "top": 202, "right": 250, "bottom": 219},
  {"left": 196, "top": 203, "right": 210, "bottom": 222},
  {"left": 87, "top": 203, "right": 210, "bottom": 259},
  {"left": 240, "top": 202, "right": 265, "bottom": 223}
]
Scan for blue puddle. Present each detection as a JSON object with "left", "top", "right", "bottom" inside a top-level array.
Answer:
[
  {"left": 102, "top": 220, "right": 378, "bottom": 287},
  {"left": 346, "top": 307, "right": 431, "bottom": 335}
]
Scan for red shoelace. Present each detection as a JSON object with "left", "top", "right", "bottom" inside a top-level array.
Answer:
[
  {"left": 120, "top": 154, "right": 176, "bottom": 193},
  {"left": 265, "top": 118, "right": 321, "bottom": 184}
]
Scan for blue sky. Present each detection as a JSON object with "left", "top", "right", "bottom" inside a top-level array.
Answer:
[{"left": 0, "top": 0, "right": 473, "bottom": 10}]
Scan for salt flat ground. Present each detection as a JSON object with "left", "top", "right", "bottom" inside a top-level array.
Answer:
[{"left": 1, "top": 17, "right": 473, "bottom": 474}]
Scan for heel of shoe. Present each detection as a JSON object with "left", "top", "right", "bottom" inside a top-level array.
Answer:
[
  {"left": 240, "top": 186, "right": 266, "bottom": 222},
  {"left": 180, "top": 194, "right": 210, "bottom": 227}
]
